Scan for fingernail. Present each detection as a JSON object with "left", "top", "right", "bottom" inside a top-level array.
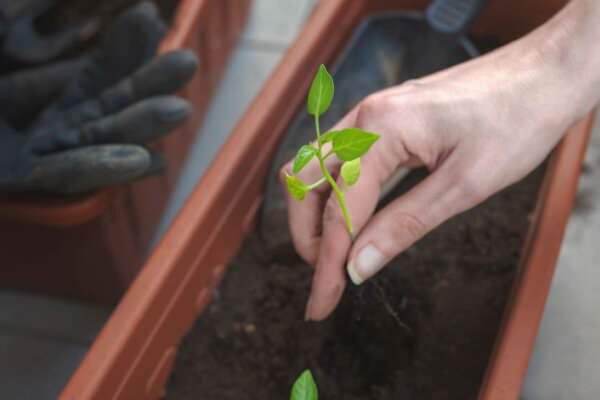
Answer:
[
  {"left": 346, "top": 260, "right": 364, "bottom": 285},
  {"left": 304, "top": 296, "right": 313, "bottom": 321},
  {"left": 347, "top": 244, "right": 385, "bottom": 285}
]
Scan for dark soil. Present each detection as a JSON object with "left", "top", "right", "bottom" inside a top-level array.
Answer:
[{"left": 166, "top": 165, "right": 546, "bottom": 400}]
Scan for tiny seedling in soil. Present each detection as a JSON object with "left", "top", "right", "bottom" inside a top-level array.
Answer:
[
  {"left": 290, "top": 369, "right": 318, "bottom": 400},
  {"left": 285, "top": 64, "right": 380, "bottom": 234}
]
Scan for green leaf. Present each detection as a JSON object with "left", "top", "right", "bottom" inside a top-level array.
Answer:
[
  {"left": 341, "top": 158, "right": 361, "bottom": 187},
  {"left": 318, "top": 130, "right": 340, "bottom": 145},
  {"left": 332, "top": 128, "right": 380, "bottom": 161},
  {"left": 290, "top": 370, "right": 318, "bottom": 400},
  {"left": 292, "top": 145, "right": 317, "bottom": 173},
  {"left": 307, "top": 64, "right": 334, "bottom": 116},
  {"left": 285, "top": 174, "right": 309, "bottom": 200}
]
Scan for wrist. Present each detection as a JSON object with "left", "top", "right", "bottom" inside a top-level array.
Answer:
[{"left": 525, "top": 0, "right": 600, "bottom": 128}]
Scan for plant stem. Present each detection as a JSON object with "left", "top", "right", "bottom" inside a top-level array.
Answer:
[
  {"left": 306, "top": 177, "right": 327, "bottom": 190},
  {"left": 314, "top": 114, "right": 353, "bottom": 234},
  {"left": 323, "top": 149, "right": 334, "bottom": 159}
]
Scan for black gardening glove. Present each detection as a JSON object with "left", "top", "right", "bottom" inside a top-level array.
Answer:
[
  {"left": 0, "top": 50, "right": 197, "bottom": 194},
  {"left": 0, "top": 117, "right": 155, "bottom": 193},
  {"left": 0, "top": 2, "right": 198, "bottom": 194}
]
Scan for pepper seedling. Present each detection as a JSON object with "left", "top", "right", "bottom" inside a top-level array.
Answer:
[
  {"left": 290, "top": 369, "right": 318, "bottom": 400},
  {"left": 285, "top": 64, "right": 380, "bottom": 234}
]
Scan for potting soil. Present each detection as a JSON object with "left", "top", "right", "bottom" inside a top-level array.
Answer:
[{"left": 166, "top": 165, "right": 545, "bottom": 399}]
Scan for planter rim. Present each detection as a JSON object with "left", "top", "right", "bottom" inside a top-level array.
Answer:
[
  {"left": 0, "top": 0, "right": 208, "bottom": 228},
  {"left": 480, "top": 114, "right": 594, "bottom": 398},
  {"left": 62, "top": 1, "right": 585, "bottom": 399}
]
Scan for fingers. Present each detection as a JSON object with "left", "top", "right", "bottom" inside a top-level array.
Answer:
[
  {"left": 346, "top": 160, "right": 483, "bottom": 285},
  {"left": 283, "top": 152, "right": 339, "bottom": 264},
  {"left": 306, "top": 160, "right": 473, "bottom": 321},
  {"left": 284, "top": 107, "right": 360, "bottom": 264},
  {"left": 30, "top": 96, "right": 191, "bottom": 154},
  {"left": 305, "top": 155, "right": 384, "bottom": 320},
  {"left": 29, "top": 145, "right": 152, "bottom": 194}
]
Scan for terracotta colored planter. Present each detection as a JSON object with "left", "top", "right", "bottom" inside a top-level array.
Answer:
[
  {"left": 61, "top": 0, "right": 591, "bottom": 399},
  {"left": 0, "top": 0, "right": 252, "bottom": 304}
]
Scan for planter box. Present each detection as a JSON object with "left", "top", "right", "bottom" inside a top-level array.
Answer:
[
  {"left": 62, "top": 0, "right": 591, "bottom": 399},
  {"left": 0, "top": 0, "right": 252, "bottom": 304}
]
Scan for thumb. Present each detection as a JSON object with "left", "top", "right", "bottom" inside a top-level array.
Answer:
[{"left": 346, "top": 160, "right": 484, "bottom": 284}]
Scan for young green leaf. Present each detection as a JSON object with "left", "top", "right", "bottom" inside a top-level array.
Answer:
[
  {"left": 341, "top": 158, "right": 361, "bottom": 187},
  {"left": 307, "top": 64, "right": 334, "bottom": 116},
  {"left": 318, "top": 130, "right": 340, "bottom": 145},
  {"left": 332, "top": 128, "right": 380, "bottom": 161},
  {"left": 293, "top": 145, "right": 317, "bottom": 173},
  {"left": 290, "top": 370, "right": 318, "bottom": 400},
  {"left": 285, "top": 174, "right": 309, "bottom": 200}
]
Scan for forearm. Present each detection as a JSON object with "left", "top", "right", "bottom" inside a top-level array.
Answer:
[{"left": 527, "top": 0, "right": 600, "bottom": 126}]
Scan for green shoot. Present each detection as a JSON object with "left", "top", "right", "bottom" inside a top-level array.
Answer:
[
  {"left": 285, "top": 64, "right": 380, "bottom": 234},
  {"left": 290, "top": 370, "right": 318, "bottom": 400}
]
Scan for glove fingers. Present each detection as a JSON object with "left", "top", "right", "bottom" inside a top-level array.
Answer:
[
  {"left": 99, "top": 50, "right": 198, "bottom": 114},
  {"left": 30, "top": 96, "right": 191, "bottom": 154},
  {"left": 0, "top": 58, "right": 85, "bottom": 126},
  {"left": 29, "top": 144, "right": 152, "bottom": 193},
  {"left": 93, "top": 1, "right": 167, "bottom": 90},
  {"left": 83, "top": 96, "right": 191, "bottom": 145},
  {"left": 50, "top": 1, "right": 167, "bottom": 110},
  {"left": 34, "top": 50, "right": 198, "bottom": 134}
]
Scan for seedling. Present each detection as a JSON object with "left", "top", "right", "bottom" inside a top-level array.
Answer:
[
  {"left": 285, "top": 64, "right": 380, "bottom": 234},
  {"left": 290, "top": 369, "right": 318, "bottom": 400}
]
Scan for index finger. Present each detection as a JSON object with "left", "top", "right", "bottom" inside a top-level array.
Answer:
[{"left": 285, "top": 107, "right": 359, "bottom": 265}]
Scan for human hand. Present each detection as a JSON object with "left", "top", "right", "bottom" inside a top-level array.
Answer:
[{"left": 285, "top": 1, "right": 600, "bottom": 321}]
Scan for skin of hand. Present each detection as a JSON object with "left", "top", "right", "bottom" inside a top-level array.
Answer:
[{"left": 283, "top": 0, "right": 600, "bottom": 321}]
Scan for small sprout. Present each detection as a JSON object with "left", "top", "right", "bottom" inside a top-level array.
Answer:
[
  {"left": 286, "top": 174, "right": 309, "bottom": 200},
  {"left": 331, "top": 128, "right": 379, "bottom": 161},
  {"left": 285, "top": 64, "right": 380, "bottom": 234},
  {"left": 293, "top": 145, "right": 318, "bottom": 173},
  {"left": 318, "top": 130, "right": 339, "bottom": 145},
  {"left": 341, "top": 158, "right": 361, "bottom": 187},
  {"left": 290, "top": 370, "right": 318, "bottom": 400},
  {"left": 307, "top": 64, "right": 334, "bottom": 117}
]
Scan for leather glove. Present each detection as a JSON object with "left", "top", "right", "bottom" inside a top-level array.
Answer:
[{"left": 0, "top": 2, "right": 198, "bottom": 193}]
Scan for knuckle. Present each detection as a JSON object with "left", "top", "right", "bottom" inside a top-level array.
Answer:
[
  {"left": 401, "top": 79, "right": 425, "bottom": 91},
  {"left": 456, "top": 170, "right": 488, "bottom": 205},
  {"left": 356, "top": 94, "right": 391, "bottom": 126},
  {"left": 322, "top": 197, "right": 345, "bottom": 227},
  {"left": 391, "top": 212, "right": 428, "bottom": 241}
]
